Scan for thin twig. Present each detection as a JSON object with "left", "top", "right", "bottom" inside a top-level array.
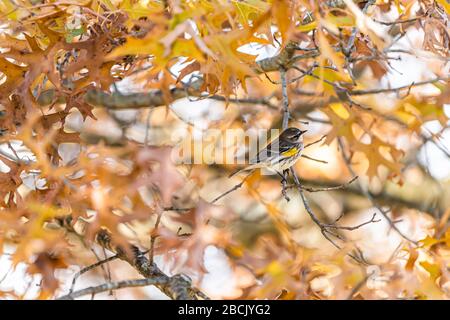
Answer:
[
  {"left": 301, "top": 154, "right": 328, "bottom": 164},
  {"left": 207, "top": 95, "right": 277, "bottom": 109},
  {"left": 347, "top": 271, "right": 375, "bottom": 300},
  {"left": 59, "top": 277, "right": 168, "bottom": 300},
  {"left": 89, "top": 248, "right": 111, "bottom": 288},
  {"left": 149, "top": 208, "right": 164, "bottom": 265},
  {"left": 280, "top": 68, "right": 290, "bottom": 130},
  {"left": 163, "top": 206, "right": 193, "bottom": 212},
  {"left": 101, "top": 247, "right": 113, "bottom": 295},
  {"left": 324, "top": 213, "right": 380, "bottom": 230},
  {"left": 304, "top": 135, "right": 326, "bottom": 149},
  {"left": 278, "top": 57, "right": 378, "bottom": 253},
  {"left": 0, "top": 264, "right": 13, "bottom": 285},
  {"left": 373, "top": 16, "right": 421, "bottom": 26},
  {"left": 69, "top": 255, "right": 119, "bottom": 294},
  {"left": 279, "top": 67, "right": 292, "bottom": 201},
  {"left": 290, "top": 169, "right": 379, "bottom": 266},
  {"left": 338, "top": 138, "right": 418, "bottom": 245},
  {"left": 290, "top": 168, "right": 343, "bottom": 249},
  {"left": 348, "top": 77, "right": 449, "bottom": 96},
  {"left": 60, "top": 220, "right": 206, "bottom": 300},
  {"left": 286, "top": 176, "right": 358, "bottom": 192},
  {"left": 211, "top": 171, "right": 253, "bottom": 204}
]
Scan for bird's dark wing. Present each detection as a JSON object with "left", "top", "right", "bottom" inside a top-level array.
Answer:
[{"left": 250, "top": 138, "right": 293, "bottom": 164}]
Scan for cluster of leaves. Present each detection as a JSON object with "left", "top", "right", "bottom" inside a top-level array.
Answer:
[{"left": 0, "top": 0, "right": 449, "bottom": 300}]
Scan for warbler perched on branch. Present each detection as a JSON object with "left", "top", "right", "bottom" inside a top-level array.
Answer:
[{"left": 229, "top": 127, "right": 307, "bottom": 178}]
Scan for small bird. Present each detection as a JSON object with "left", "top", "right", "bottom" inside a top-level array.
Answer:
[{"left": 229, "top": 127, "right": 307, "bottom": 178}]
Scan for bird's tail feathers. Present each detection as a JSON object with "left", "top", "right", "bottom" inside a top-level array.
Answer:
[{"left": 228, "top": 164, "right": 259, "bottom": 178}]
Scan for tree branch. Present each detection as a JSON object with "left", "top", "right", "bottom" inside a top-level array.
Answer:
[
  {"left": 59, "top": 218, "right": 208, "bottom": 300},
  {"left": 348, "top": 77, "right": 449, "bottom": 96},
  {"left": 304, "top": 135, "right": 327, "bottom": 149},
  {"left": 337, "top": 138, "right": 418, "bottom": 245},
  {"left": 346, "top": 271, "right": 375, "bottom": 300},
  {"left": 324, "top": 213, "right": 380, "bottom": 231},
  {"left": 280, "top": 68, "right": 290, "bottom": 130},
  {"left": 37, "top": 42, "right": 307, "bottom": 110},
  {"left": 286, "top": 176, "right": 358, "bottom": 192},
  {"left": 211, "top": 171, "right": 253, "bottom": 204},
  {"left": 69, "top": 254, "right": 119, "bottom": 294},
  {"left": 58, "top": 277, "right": 169, "bottom": 300},
  {"left": 274, "top": 62, "right": 380, "bottom": 259},
  {"left": 301, "top": 154, "right": 328, "bottom": 164}
]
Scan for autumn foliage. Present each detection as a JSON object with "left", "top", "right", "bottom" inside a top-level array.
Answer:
[{"left": 0, "top": 0, "right": 449, "bottom": 300}]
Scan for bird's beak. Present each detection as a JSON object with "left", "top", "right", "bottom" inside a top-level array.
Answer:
[{"left": 300, "top": 130, "right": 308, "bottom": 135}]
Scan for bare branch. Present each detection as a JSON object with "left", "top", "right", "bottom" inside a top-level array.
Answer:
[
  {"left": 300, "top": 154, "right": 328, "bottom": 164},
  {"left": 58, "top": 277, "right": 169, "bottom": 300},
  {"left": 337, "top": 138, "right": 418, "bottom": 245},
  {"left": 163, "top": 206, "right": 193, "bottom": 212},
  {"left": 304, "top": 135, "right": 327, "bottom": 149},
  {"left": 324, "top": 213, "right": 380, "bottom": 231},
  {"left": 348, "top": 77, "right": 449, "bottom": 96},
  {"left": 373, "top": 17, "right": 421, "bottom": 26},
  {"left": 207, "top": 94, "right": 277, "bottom": 109},
  {"left": 37, "top": 42, "right": 313, "bottom": 111},
  {"left": 289, "top": 169, "right": 378, "bottom": 253},
  {"left": 290, "top": 168, "right": 342, "bottom": 249},
  {"left": 347, "top": 271, "right": 375, "bottom": 300},
  {"left": 280, "top": 66, "right": 291, "bottom": 201},
  {"left": 280, "top": 68, "right": 290, "bottom": 130},
  {"left": 276, "top": 57, "right": 378, "bottom": 253},
  {"left": 69, "top": 254, "right": 119, "bottom": 294},
  {"left": 211, "top": 171, "right": 253, "bottom": 204},
  {"left": 286, "top": 176, "right": 358, "bottom": 192},
  {"left": 59, "top": 218, "right": 207, "bottom": 300}
]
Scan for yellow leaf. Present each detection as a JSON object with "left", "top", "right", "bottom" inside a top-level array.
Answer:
[
  {"left": 311, "top": 263, "right": 341, "bottom": 277},
  {"left": 444, "top": 228, "right": 450, "bottom": 248},
  {"left": 393, "top": 110, "right": 417, "bottom": 127},
  {"left": 330, "top": 103, "right": 350, "bottom": 119},
  {"left": 419, "top": 235, "right": 442, "bottom": 249},
  {"left": 276, "top": 289, "right": 296, "bottom": 300},
  {"left": 172, "top": 39, "right": 206, "bottom": 62},
  {"left": 265, "top": 261, "right": 285, "bottom": 277},
  {"left": 272, "top": 0, "right": 292, "bottom": 43},
  {"left": 436, "top": 0, "right": 450, "bottom": 14},
  {"left": 394, "top": 0, "right": 403, "bottom": 14},
  {"left": 326, "top": 13, "right": 355, "bottom": 28},
  {"left": 0, "top": 0, "right": 20, "bottom": 20},
  {"left": 345, "top": 271, "right": 364, "bottom": 288},
  {"left": 226, "top": 244, "right": 245, "bottom": 258},
  {"left": 101, "top": 0, "right": 117, "bottom": 11},
  {"left": 317, "top": 29, "right": 347, "bottom": 76},
  {"left": 27, "top": 202, "right": 70, "bottom": 223},
  {"left": 419, "top": 261, "right": 441, "bottom": 281},
  {"left": 233, "top": 0, "right": 270, "bottom": 25},
  {"left": 107, "top": 36, "right": 165, "bottom": 61},
  {"left": 405, "top": 247, "right": 418, "bottom": 271},
  {"left": 297, "top": 21, "right": 317, "bottom": 32},
  {"left": 415, "top": 277, "right": 445, "bottom": 299},
  {"left": 342, "top": 0, "right": 389, "bottom": 50}
]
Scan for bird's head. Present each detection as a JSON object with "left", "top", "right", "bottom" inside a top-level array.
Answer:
[{"left": 280, "top": 127, "right": 307, "bottom": 143}]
